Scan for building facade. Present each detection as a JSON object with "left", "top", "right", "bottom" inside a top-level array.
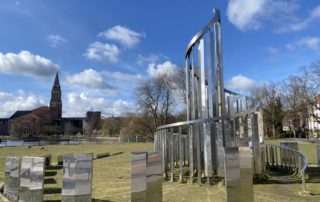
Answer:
[{"left": 2, "top": 72, "right": 102, "bottom": 137}]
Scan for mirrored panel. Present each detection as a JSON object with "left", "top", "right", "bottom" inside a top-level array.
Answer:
[
  {"left": 62, "top": 153, "right": 93, "bottom": 202},
  {"left": 19, "top": 156, "right": 45, "bottom": 202},
  {"left": 224, "top": 147, "right": 240, "bottom": 202},
  {"left": 146, "top": 152, "right": 162, "bottom": 202},
  {"left": 4, "top": 156, "right": 20, "bottom": 201},
  {"left": 131, "top": 152, "right": 147, "bottom": 202},
  {"left": 239, "top": 147, "right": 254, "bottom": 202}
]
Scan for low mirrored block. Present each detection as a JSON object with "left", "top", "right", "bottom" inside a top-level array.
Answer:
[
  {"left": 239, "top": 147, "right": 254, "bottom": 202},
  {"left": 131, "top": 152, "right": 147, "bottom": 202},
  {"left": 146, "top": 152, "right": 162, "bottom": 202},
  {"left": 317, "top": 145, "right": 320, "bottom": 166},
  {"left": 19, "top": 156, "right": 45, "bottom": 202},
  {"left": 4, "top": 156, "right": 20, "bottom": 202},
  {"left": 215, "top": 122, "right": 225, "bottom": 177},
  {"left": 62, "top": 153, "right": 93, "bottom": 202},
  {"left": 224, "top": 147, "right": 241, "bottom": 202}
]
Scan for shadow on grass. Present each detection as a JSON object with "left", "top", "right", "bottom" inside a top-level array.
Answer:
[
  {"left": 45, "top": 165, "right": 63, "bottom": 171},
  {"left": 45, "top": 171, "right": 57, "bottom": 177},
  {"left": 92, "top": 199, "right": 114, "bottom": 202},
  {"left": 44, "top": 187, "right": 61, "bottom": 194},
  {"left": 44, "top": 178, "right": 57, "bottom": 184}
]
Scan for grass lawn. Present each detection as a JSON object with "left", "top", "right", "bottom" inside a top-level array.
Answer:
[{"left": 0, "top": 141, "right": 319, "bottom": 201}]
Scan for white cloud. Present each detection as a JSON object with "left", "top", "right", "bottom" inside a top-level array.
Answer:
[
  {"left": 278, "top": 5, "right": 320, "bottom": 32},
  {"left": 227, "top": 0, "right": 301, "bottom": 32},
  {"left": 0, "top": 90, "right": 46, "bottom": 118},
  {"left": 136, "top": 53, "right": 170, "bottom": 66},
  {"left": 0, "top": 51, "right": 59, "bottom": 77},
  {"left": 286, "top": 37, "right": 320, "bottom": 52},
  {"left": 147, "top": 61, "right": 177, "bottom": 78},
  {"left": 227, "top": 0, "right": 266, "bottom": 31},
  {"left": 226, "top": 75, "right": 257, "bottom": 94},
  {"left": 64, "top": 92, "right": 133, "bottom": 117},
  {"left": 98, "top": 25, "right": 145, "bottom": 48},
  {"left": 84, "top": 42, "right": 120, "bottom": 63},
  {"left": 67, "top": 69, "right": 114, "bottom": 90},
  {"left": 103, "top": 71, "right": 142, "bottom": 82},
  {"left": 47, "top": 34, "right": 66, "bottom": 47}
]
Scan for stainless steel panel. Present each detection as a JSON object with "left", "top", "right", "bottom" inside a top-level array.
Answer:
[
  {"left": 131, "top": 152, "right": 147, "bottom": 202},
  {"left": 239, "top": 147, "right": 254, "bottom": 202},
  {"left": 19, "top": 156, "right": 45, "bottom": 202},
  {"left": 224, "top": 147, "right": 240, "bottom": 202},
  {"left": 62, "top": 153, "right": 93, "bottom": 202},
  {"left": 215, "top": 122, "right": 225, "bottom": 177},
  {"left": 146, "top": 152, "right": 162, "bottom": 202},
  {"left": 4, "top": 156, "right": 20, "bottom": 202}
]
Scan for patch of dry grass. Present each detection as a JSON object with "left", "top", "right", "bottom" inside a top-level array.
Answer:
[{"left": 0, "top": 142, "right": 320, "bottom": 201}]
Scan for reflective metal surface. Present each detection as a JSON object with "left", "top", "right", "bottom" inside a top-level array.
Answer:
[
  {"left": 131, "top": 152, "right": 147, "bottom": 201},
  {"left": 239, "top": 147, "right": 254, "bottom": 202},
  {"left": 154, "top": 8, "right": 262, "bottom": 201},
  {"left": 61, "top": 153, "right": 93, "bottom": 202},
  {"left": 224, "top": 147, "right": 240, "bottom": 202},
  {"left": 146, "top": 152, "right": 162, "bottom": 202},
  {"left": 4, "top": 156, "right": 20, "bottom": 201},
  {"left": 266, "top": 144, "right": 308, "bottom": 193},
  {"left": 19, "top": 156, "right": 45, "bottom": 202}
]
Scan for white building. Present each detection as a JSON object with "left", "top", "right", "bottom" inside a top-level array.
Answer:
[{"left": 308, "top": 96, "right": 320, "bottom": 131}]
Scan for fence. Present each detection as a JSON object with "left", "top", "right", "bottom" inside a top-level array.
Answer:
[{"left": 265, "top": 144, "right": 308, "bottom": 192}]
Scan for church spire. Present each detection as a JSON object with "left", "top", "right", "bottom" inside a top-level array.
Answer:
[
  {"left": 54, "top": 72, "right": 60, "bottom": 86},
  {"left": 50, "top": 72, "right": 62, "bottom": 119}
]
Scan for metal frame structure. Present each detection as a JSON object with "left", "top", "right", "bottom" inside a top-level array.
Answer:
[
  {"left": 266, "top": 144, "right": 308, "bottom": 192},
  {"left": 154, "top": 8, "right": 310, "bottom": 200},
  {"left": 154, "top": 8, "right": 263, "bottom": 201}
]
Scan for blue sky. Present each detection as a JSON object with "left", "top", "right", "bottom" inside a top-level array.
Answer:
[{"left": 0, "top": 0, "right": 319, "bottom": 118}]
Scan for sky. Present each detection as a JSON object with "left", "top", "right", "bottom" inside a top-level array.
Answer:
[{"left": 0, "top": 0, "right": 319, "bottom": 118}]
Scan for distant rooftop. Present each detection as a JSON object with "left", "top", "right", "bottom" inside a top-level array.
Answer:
[{"left": 10, "top": 111, "right": 32, "bottom": 119}]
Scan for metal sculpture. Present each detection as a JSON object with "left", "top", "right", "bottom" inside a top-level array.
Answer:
[
  {"left": 154, "top": 8, "right": 263, "bottom": 201},
  {"left": 131, "top": 152, "right": 162, "bottom": 202},
  {"left": 4, "top": 156, "right": 20, "bottom": 201},
  {"left": 61, "top": 153, "right": 93, "bottom": 202},
  {"left": 19, "top": 156, "right": 45, "bottom": 202}
]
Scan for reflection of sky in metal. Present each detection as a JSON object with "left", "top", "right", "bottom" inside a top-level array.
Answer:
[
  {"left": 131, "top": 152, "right": 147, "bottom": 193},
  {"left": 62, "top": 154, "right": 93, "bottom": 196},
  {"left": 19, "top": 157, "right": 44, "bottom": 189}
]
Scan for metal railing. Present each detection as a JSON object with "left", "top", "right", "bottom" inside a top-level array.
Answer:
[{"left": 266, "top": 144, "right": 309, "bottom": 192}]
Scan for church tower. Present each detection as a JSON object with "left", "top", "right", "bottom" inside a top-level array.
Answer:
[{"left": 50, "top": 72, "right": 62, "bottom": 120}]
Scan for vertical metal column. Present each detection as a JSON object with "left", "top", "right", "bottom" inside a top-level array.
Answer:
[
  {"left": 179, "top": 126, "right": 183, "bottom": 182},
  {"left": 199, "top": 38, "right": 213, "bottom": 179},
  {"left": 170, "top": 128, "right": 174, "bottom": 182}
]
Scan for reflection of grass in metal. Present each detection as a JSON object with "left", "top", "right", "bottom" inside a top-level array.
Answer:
[
  {"left": 1, "top": 142, "right": 320, "bottom": 201},
  {"left": 265, "top": 138, "right": 317, "bottom": 164}
]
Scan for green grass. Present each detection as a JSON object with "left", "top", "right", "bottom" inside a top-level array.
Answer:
[{"left": 0, "top": 142, "right": 320, "bottom": 201}]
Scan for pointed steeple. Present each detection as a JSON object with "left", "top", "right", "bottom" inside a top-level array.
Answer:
[
  {"left": 50, "top": 72, "right": 62, "bottom": 119},
  {"left": 53, "top": 72, "right": 60, "bottom": 86}
]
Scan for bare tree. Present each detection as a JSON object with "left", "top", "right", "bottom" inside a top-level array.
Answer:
[
  {"left": 172, "top": 67, "right": 187, "bottom": 105},
  {"left": 279, "top": 76, "right": 308, "bottom": 136},
  {"left": 135, "top": 74, "right": 174, "bottom": 130},
  {"left": 251, "top": 82, "right": 284, "bottom": 137}
]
